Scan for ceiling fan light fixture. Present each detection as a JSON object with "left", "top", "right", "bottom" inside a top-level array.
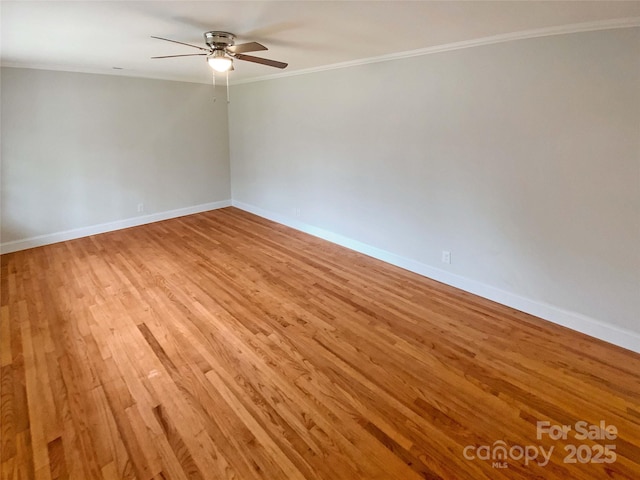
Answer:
[{"left": 207, "top": 50, "right": 233, "bottom": 72}]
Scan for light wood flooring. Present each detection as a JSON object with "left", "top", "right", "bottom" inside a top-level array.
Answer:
[{"left": 1, "top": 207, "right": 639, "bottom": 479}]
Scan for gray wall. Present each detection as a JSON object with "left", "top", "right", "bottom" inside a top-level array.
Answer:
[
  {"left": 229, "top": 28, "right": 640, "bottom": 333},
  {"left": 1, "top": 68, "right": 230, "bottom": 243}
]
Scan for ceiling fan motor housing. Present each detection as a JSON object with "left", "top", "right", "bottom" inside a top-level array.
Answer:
[{"left": 204, "top": 31, "right": 235, "bottom": 50}]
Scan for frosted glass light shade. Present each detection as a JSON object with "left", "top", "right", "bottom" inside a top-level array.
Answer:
[{"left": 208, "top": 51, "right": 233, "bottom": 72}]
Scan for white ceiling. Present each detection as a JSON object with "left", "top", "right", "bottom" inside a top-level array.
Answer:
[{"left": 2, "top": 1, "right": 640, "bottom": 85}]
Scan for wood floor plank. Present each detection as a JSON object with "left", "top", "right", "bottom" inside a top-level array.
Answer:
[
  {"left": 47, "top": 436, "right": 68, "bottom": 480},
  {"left": 1, "top": 207, "right": 639, "bottom": 479},
  {"left": 20, "top": 319, "right": 52, "bottom": 480},
  {"left": 0, "top": 307, "right": 11, "bottom": 368}
]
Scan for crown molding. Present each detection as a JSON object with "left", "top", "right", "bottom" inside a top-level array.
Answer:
[
  {"left": 232, "top": 17, "right": 640, "bottom": 85},
  {"left": 2, "top": 17, "right": 638, "bottom": 86},
  {"left": 0, "top": 61, "right": 211, "bottom": 85}
]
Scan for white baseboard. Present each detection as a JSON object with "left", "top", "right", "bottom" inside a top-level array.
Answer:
[
  {"left": 232, "top": 200, "right": 640, "bottom": 354},
  {"left": 0, "top": 200, "right": 232, "bottom": 254}
]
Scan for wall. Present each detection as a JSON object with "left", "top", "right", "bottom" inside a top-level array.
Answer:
[
  {"left": 1, "top": 67, "right": 230, "bottom": 249},
  {"left": 229, "top": 28, "right": 640, "bottom": 347}
]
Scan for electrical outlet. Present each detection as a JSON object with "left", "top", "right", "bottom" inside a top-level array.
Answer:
[
  {"left": 442, "top": 250, "right": 451, "bottom": 264},
  {"left": 294, "top": 207, "right": 301, "bottom": 217},
  {"left": 137, "top": 203, "right": 144, "bottom": 213}
]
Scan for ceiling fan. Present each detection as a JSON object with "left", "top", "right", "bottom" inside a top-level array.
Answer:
[{"left": 151, "top": 31, "right": 288, "bottom": 72}]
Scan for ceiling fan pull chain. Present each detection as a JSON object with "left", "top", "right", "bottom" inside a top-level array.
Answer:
[
  {"left": 226, "top": 71, "right": 230, "bottom": 104},
  {"left": 212, "top": 71, "right": 217, "bottom": 102}
]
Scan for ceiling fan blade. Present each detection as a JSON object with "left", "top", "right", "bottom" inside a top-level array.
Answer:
[
  {"left": 151, "top": 54, "right": 207, "bottom": 59},
  {"left": 151, "top": 36, "right": 209, "bottom": 52},
  {"left": 235, "top": 53, "right": 288, "bottom": 69},
  {"left": 227, "top": 42, "right": 267, "bottom": 54}
]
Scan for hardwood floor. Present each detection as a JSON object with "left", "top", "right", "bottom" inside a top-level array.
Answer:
[{"left": 1, "top": 207, "right": 639, "bottom": 480}]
